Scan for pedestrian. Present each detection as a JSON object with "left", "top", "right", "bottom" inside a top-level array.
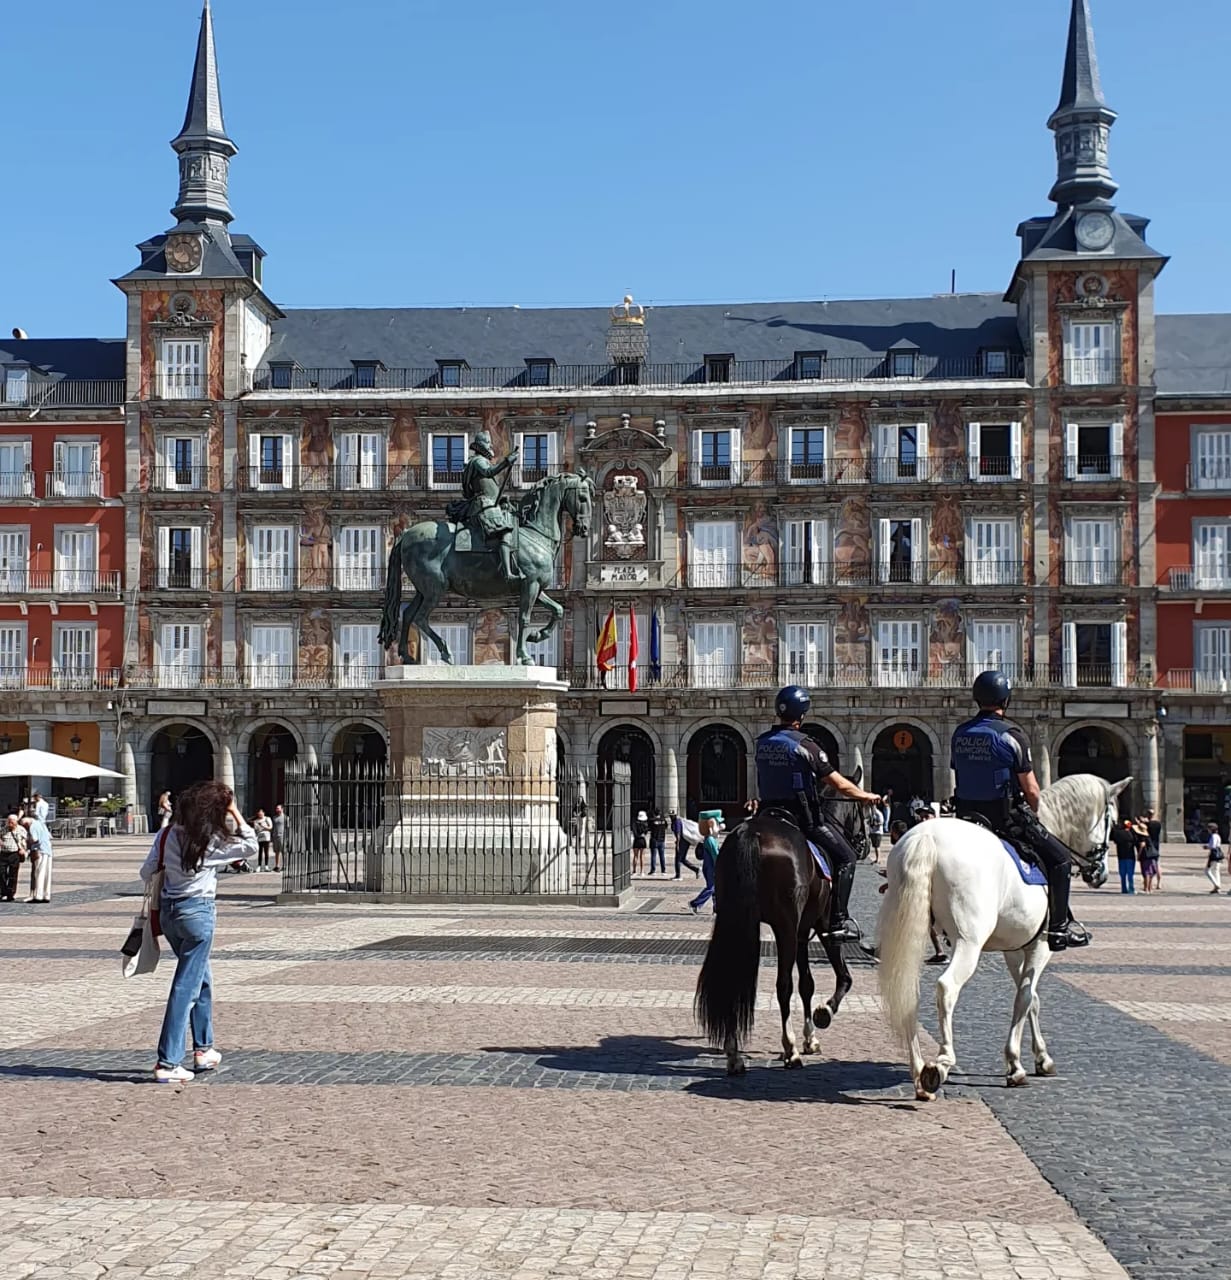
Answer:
[
  {"left": 648, "top": 807, "right": 668, "bottom": 876},
  {"left": 141, "top": 780, "right": 258, "bottom": 1084},
  {"left": 157, "top": 791, "right": 173, "bottom": 829},
  {"left": 1205, "top": 822, "right": 1224, "bottom": 894},
  {"left": 688, "top": 813, "right": 722, "bottom": 914},
  {"left": 1110, "top": 818, "right": 1137, "bottom": 894},
  {"left": 253, "top": 808, "right": 273, "bottom": 871},
  {"left": 631, "top": 809, "right": 649, "bottom": 876},
  {"left": 867, "top": 803, "right": 884, "bottom": 863},
  {"left": 671, "top": 809, "right": 700, "bottom": 878},
  {"left": 0, "top": 815, "right": 25, "bottom": 902},
  {"left": 271, "top": 803, "right": 286, "bottom": 873},
  {"left": 31, "top": 792, "right": 49, "bottom": 824},
  {"left": 1144, "top": 808, "right": 1162, "bottom": 891},
  {"left": 1131, "top": 816, "right": 1154, "bottom": 894},
  {"left": 20, "top": 815, "right": 52, "bottom": 903}
]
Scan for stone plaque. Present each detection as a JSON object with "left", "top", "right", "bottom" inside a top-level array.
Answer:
[
  {"left": 146, "top": 699, "right": 208, "bottom": 717},
  {"left": 601, "top": 699, "right": 649, "bottom": 716},
  {"left": 1062, "top": 702, "right": 1130, "bottom": 719},
  {"left": 600, "top": 564, "right": 649, "bottom": 584},
  {"left": 422, "top": 726, "right": 508, "bottom": 776}
]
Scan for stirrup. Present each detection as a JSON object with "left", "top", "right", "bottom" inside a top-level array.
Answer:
[{"left": 821, "top": 917, "right": 860, "bottom": 943}]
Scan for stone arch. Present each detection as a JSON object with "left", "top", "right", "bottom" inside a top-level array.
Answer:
[
  {"left": 144, "top": 720, "right": 219, "bottom": 826},
  {"left": 1055, "top": 722, "right": 1135, "bottom": 812},
  {"left": 330, "top": 722, "right": 389, "bottom": 767},
  {"left": 234, "top": 718, "right": 307, "bottom": 762},
  {"left": 868, "top": 720, "right": 938, "bottom": 816},
  {"left": 597, "top": 724, "right": 657, "bottom": 827},
  {"left": 321, "top": 717, "right": 388, "bottom": 763},
  {"left": 137, "top": 717, "right": 220, "bottom": 756},
  {"left": 243, "top": 722, "right": 300, "bottom": 814},
  {"left": 686, "top": 723, "right": 748, "bottom": 827}
]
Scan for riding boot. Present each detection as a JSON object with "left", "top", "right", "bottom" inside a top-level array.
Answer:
[
  {"left": 500, "top": 543, "right": 523, "bottom": 581},
  {"left": 1045, "top": 867, "right": 1091, "bottom": 951},
  {"left": 823, "top": 863, "right": 859, "bottom": 943}
]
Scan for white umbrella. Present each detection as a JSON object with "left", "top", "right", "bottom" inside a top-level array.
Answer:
[{"left": 0, "top": 748, "right": 125, "bottom": 781}]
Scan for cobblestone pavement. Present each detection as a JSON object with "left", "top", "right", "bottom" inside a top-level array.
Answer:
[{"left": 1, "top": 836, "right": 1225, "bottom": 1277}]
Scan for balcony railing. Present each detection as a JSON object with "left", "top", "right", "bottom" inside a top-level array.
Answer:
[
  {"left": 1064, "top": 560, "right": 1124, "bottom": 587},
  {"left": 1167, "top": 566, "right": 1231, "bottom": 592},
  {"left": 0, "top": 570, "right": 121, "bottom": 595},
  {"left": 43, "top": 470, "right": 104, "bottom": 499},
  {"left": 1063, "top": 455, "right": 1125, "bottom": 481},
  {"left": 147, "top": 567, "right": 209, "bottom": 591},
  {"left": 151, "top": 465, "right": 220, "bottom": 492},
  {"left": 1188, "top": 461, "right": 1231, "bottom": 491},
  {"left": 689, "top": 560, "right": 1028, "bottom": 590},
  {"left": 0, "top": 472, "right": 35, "bottom": 499},
  {"left": 0, "top": 379, "right": 125, "bottom": 409},
  {"left": 0, "top": 666, "right": 125, "bottom": 692},
  {"left": 1064, "top": 357, "right": 1124, "bottom": 387},
  {"left": 157, "top": 373, "right": 206, "bottom": 401},
  {"left": 252, "top": 354, "right": 1026, "bottom": 395},
  {"left": 686, "top": 455, "right": 1028, "bottom": 488},
  {"left": 1162, "top": 668, "right": 1231, "bottom": 694},
  {"left": 235, "top": 566, "right": 385, "bottom": 592}
]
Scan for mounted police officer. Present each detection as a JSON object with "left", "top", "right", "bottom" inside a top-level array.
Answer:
[
  {"left": 951, "top": 670, "right": 1092, "bottom": 952},
  {"left": 755, "top": 685, "right": 882, "bottom": 943},
  {"left": 461, "top": 430, "right": 522, "bottom": 581}
]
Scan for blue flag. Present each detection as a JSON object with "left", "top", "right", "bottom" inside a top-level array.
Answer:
[{"left": 649, "top": 609, "right": 662, "bottom": 683}]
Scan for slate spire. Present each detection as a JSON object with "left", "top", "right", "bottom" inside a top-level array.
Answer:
[
  {"left": 170, "top": 0, "right": 238, "bottom": 225},
  {"left": 1047, "top": 0, "right": 1118, "bottom": 207}
]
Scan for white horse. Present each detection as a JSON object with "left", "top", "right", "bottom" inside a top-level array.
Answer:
[{"left": 878, "top": 774, "right": 1130, "bottom": 1101}]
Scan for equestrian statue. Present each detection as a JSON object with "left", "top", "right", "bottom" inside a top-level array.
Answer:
[{"left": 378, "top": 430, "right": 593, "bottom": 666}]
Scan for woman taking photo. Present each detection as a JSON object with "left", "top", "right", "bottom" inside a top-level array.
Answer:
[{"left": 140, "top": 781, "right": 257, "bottom": 1083}]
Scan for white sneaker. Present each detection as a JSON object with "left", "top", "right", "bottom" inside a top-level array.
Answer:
[
  {"left": 154, "top": 1064, "right": 193, "bottom": 1084},
  {"left": 193, "top": 1048, "right": 222, "bottom": 1071}
]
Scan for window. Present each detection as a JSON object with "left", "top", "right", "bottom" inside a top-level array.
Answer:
[
  {"left": 54, "top": 528, "right": 96, "bottom": 592},
  {"left": 429, "top": 433, "right": 466, "bottom": 489},
  {"left": 438, "top": 362, "right": 463, "bottom": 388},
  {"left": 336, "top": 432, "right": 383, "bottom": 490},
  {"left": 1067, "top": 518, "right": 1117, "bottom": 586},
  {"left": 0, "top": 441, "right": 31, "bottom": 498},
  {"left": 4, "top": 367, "right": 29, "bottom": 405},
  {"left": 875, "top": 620, "right": 923, "bottom": 686},
  {"left": 704, "top": 355, "right": 732, "bottom": 384},
  {"left": 1196, "top": 625, "right": 1231, "bottom": 692},
  {"left": 249, "top": 433, "right": 294, "bottom": 490},
  {"left": 159, "top": 623, "right": 203, "bottom": 687},
  {"left": 690, "top": 427, "right": 740, "bottom": 486},
  {"left": 0, "top": 624, "right": 26, "bottom": 685},
  {"left": 423, "top": 622, "right": 471, "bottom": 666},
  {"left": 890, "top": 350, "right": 917, "bottom": 378},
  {"left": 526, "top": 360, "right": 553, "bottom": 387},
  {"left": 689, "top": 520, "right": 740, "bottom": 587},
  {"left": 874, "top": 422, "right": 927, "bottom": 483},
  {"left": 968, "top": 422, "right": 1022, "bottom": 481},
  {"left": 691, "top": 621, "right": 737, "bottom": 688},
  {"left": 782, "top": 518, "right": 830, "bottom": 586},
  {"left": 51, "top": 440, "right": 101, "bottom": 497},
  {"left": 1195, "top": 522, "right": 1231, "bottom": 590},
  {"left": 795, "top": 351, "right": 825, "bottom": 380},
  {"left": 786, "top": 426, "right": 827, "bottom": 483},
  {"left": 1062, "top": 620, "right": 1127, "bottom": 688},
  {"left": 1193, "top": 430, "right": 1231, "bottom": 490},
  {"left": 249, "top": 624, "right": 295, "bottom": 688},
  {"left": 969, "top": 620, "right": 1020, "bottom": 679},
  {"left": 53, "top": 624, "right": 95, "bottom": 687},
  {"left": 514, "top": 431, "right": 558, "bottom": 486},
  {"left": 616, "top": 360, "right": 640, "bottom": 385},
  {"left": 249, "top": 525, "right": 294, "bottom": 590},
  {"left": 966, "top": 517, "right": 1018, "bottom": 585},
  {"left": 983, "top": 349, "right": 1009, "bottom": 376},
  {"left": 160, "top": 436, "right": 201, "bottom": 490},
  {"left": 336, "top": 623, "right": 382, "bottom": 688},
  {"left": 269, "top": 364, "right": 294, "bottom": 390},
  {"left": 1064, "top": 421, "right": 1123, "bottom": 479},
  {"left": 1065, "top": 320, "right": 1117, "bottom": 385},
  {"left": 0, "top": 530, "right": 26, "bottom": 591},
  {"left": 783, "top": 622, "right": 830, "bottom": 684},
  {"left": 523, "top": 628, "right": 559, "bottom": 670},
  {"left": 877, "top": 517, "right": 923, "bottom": 584},
  {"left": 352, "top": 362, "right": 378, "bottom": 389},
  {"left": 159, "top": 526, "right": 204, "bottom": 589},
  {"left": 336, "top": 525, "right": 382, "bottom": 589},
  {"left": 160, "top": 339, "right": 204, "bottom": 399}
]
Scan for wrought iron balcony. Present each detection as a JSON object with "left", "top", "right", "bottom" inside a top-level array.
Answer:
[
  {"left": 157, "top": 373, "right": 207, "bottom": 401},
  {"left": 0, "top": 472, "right": 34, "bottom": 499},
  {"left": 151, "top": 465, "right": 221, "bottom": 493},
  {"left": 0, "top": 379, "right": 125, "bottom": 409},
  {"left": 1062, "top": 454, "right": 1126, "bottom": 482},
  {"left": 1161, "top": 668, "right": 1231, "bottom": 694},
  {"left": 1187, "top": 461, "right": 1231, "bottom": 492},
  {"left": 0, "top": 665, "right": 125, "bottom": 692},
  {"left": 1167, "top": 566, "right": 1231, "bottom": 592},
  {"left": 145, "top": 567, "right": 209, "bottom": 591},
  {"left": 0, "top": 570, "right": 122, "bottom": 595},
  {"left": 118, "top": 663, "right": 387, "bottom": 691},
  {"left": 1063, "top": 357, "right": 1124, "bottom": 387},
  {"left": 1064, "top": 561, "right": 1125, "bottom": 587}
]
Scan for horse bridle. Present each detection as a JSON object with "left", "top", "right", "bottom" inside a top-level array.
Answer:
[{"left": 1071, "top": 806, "right": 1113, "bottom": 889}]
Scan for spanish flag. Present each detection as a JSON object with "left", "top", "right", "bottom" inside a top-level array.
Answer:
[{"left": 596, "top": 606, "right": 618, "bottom": 674}]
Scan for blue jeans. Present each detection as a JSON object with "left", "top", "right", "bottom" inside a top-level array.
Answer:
[
  {"left": 649, "top": 838, "right": 666, "bottom": 874},
  {"left": 674, "top": 839, "right": 700, "bottom": 877},
  {"left": 689, "top": 848, "right": 717, "bottom": 911},
  {"left": 156, "top": 897, "right": 216, "bottom": 1068},
  {"left": 1118, "top": 858, "right": 1136, "bottom": 894}
]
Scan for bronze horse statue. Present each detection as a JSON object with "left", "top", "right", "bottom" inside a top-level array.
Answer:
[{"left": 378, "top": 470, "right": 593, "bottom": 665}]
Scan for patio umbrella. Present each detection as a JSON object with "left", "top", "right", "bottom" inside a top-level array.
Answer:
[{"left": 0, "top": 748, "right": 125, "bottom": 781}]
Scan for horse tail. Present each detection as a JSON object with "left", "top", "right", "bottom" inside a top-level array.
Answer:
[
  {"left": 378, "top": 533, "right": 402, "bottom": 648},
  {"left": 694, "top": 822, "right": 761, "bottom": 1049},
  {"left": 877, "top": 826, "right": 938, "bottom": 1049}
]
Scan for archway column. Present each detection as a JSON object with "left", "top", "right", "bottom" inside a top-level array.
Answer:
[
  {"left": 219, "top": 740, "right": 235, "bottom": 792},
  {"left": 665, "top": 744, "right": 679, "bottom": 815},
  {"left": 1141, "top": 721, "right": 1160, "bottom": 814},
  {"left": 1035, "top": 735, "right": 1052, "bottom": 788}
]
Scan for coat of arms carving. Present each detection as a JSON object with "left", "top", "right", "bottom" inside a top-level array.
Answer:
[{"left": 602, "top": 473, "right": 646, "bottom": 560}]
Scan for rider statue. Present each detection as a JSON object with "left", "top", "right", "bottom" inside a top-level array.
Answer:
[
  {"left": 460, "top": 430, "right": 522, "bottom": 581},
  {"left": 950, "top": 670, "right": 1092, "bottom": 952},
  {"left": 755, "top": 685, "right": 882, "bottom": 943}
]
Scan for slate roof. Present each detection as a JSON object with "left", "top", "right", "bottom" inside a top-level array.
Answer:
[
  {"left": 1156, "top": 315, "right": 1231, "bottom": 397},
  {"left": 0, "top": 338, "right": 125, "bottom": 381},
  {"left": 260, "top": 293, "right": 1024, "bottom": 371}
]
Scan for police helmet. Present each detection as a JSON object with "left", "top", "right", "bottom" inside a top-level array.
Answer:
[
  {"left": 972, "top": 669, "right": 1012, "bottom": 710},
  {"left": 775, "top": 685, "right": 811, "bottom": 722}
]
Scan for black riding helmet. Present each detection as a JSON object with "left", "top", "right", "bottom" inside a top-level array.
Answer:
[
  {"left": 775, "top": 685, "right": 811, "bottom": 721},
  {"left": 972, "top": 669, "right": 1012, "bottom": 710}
]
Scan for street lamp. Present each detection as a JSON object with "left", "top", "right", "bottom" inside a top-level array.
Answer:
[
  {"left": 70, "top": 733, "right": 82, "bottom": 757},
  {"left": 1086, "top": 738, "right": 1099, "bottom": 759},
  {"left": 175, "top": 737, "right": 188, "bottom": 758},
  {"left": 268, "top": 736, "right": 280, "bottom": 758}
]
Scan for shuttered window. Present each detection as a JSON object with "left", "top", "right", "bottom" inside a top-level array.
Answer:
[
  {"left": 250, "top": 526, "right": 294, "bottom": 591},
  {"left": 877, "top": 517, "right": 923, "bottom": 584},
  {"left": 874, "top": 620, "right": 922, "bottom": 687},
  {"left": 1194, "top": 430, "right": 1231, "bottom": 490},
  {"left": 336, "top": 526, "right": 382, "bottom": 590},
  {"left": 423, "top": 623, "right": 472, "bottom": 666},
  {"left": 0, "top": 625, "right": 26, "bottom": 682},
  {"left": 874, "top": 422, "right": 928, "bottom": 483},
  {"left": 1197, "top": 625, "right": 1231, "bottom": 692},
  {"left": 337, "top": 433, "right": 383, "bottom": 490},
  {"left": 249, "top": 433, "right": 295, "bottom": 490},
  {"left": 1065, "top": 321, "right": 1117, "bottom": 385},
  {"left": 1067, "top": 519, "right": 1117, "bottom": 586},
  {"left": 969, "top": 620, "right": 1020, "bottom": 678},
  {"left": 691, "top": 621, "right": 737, "bottom": 689},
  {"left": 249, "top": 625, "right": 294, "bottom": 688},
  {"left": 967, "top": 518, "right": 1018, "bottom": 585},
  {"left": 783, "top": 622, "right": 830, "bottom": 685},
  {"left": 690, "top": 520, "right": 740, "bottom": 587},
  {"left": 53, "top": 625, "right": 95, "bottom": 686},
  {"left": 161, "top": 339, "right": 204, "bottom": 399},
  {"left": 336, "top": 623, "right": 382, "bottom": 687},
  {"left": 782, "top": 518, "right": 830, "bottom": 586},
  {"left": 55, "top": 528, "right": 96, "bottom": 592},
  {"left": 159, "top": 624, "right": 203, "bottom": 687},
  {"left": 0, "top": 530, "right": 27, "bottom": 591},
  {"left": 1195, "top": 523, "right": 1231, "bottom": 589}
]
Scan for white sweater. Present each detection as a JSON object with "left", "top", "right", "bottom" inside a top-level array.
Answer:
[{"left": 139, "top": 821, "right": 259, "bottom": 901}]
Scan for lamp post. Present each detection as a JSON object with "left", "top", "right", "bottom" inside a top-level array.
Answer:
[{"left": 70, "top": 733, "right": 82, "bottom": 757}]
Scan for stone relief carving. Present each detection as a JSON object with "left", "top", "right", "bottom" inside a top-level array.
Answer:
[
  {"left": 603, "top": 473, "right": 647, "bottom": 559},
  {"left": 422, "top": 727, "right": 507, "bottom": 777}
]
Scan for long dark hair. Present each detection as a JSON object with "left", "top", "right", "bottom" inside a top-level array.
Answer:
[{"left": 175, "top": 780, "right": 233, "bottom": 873}]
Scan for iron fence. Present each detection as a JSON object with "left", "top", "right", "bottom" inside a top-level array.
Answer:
[{"left": 281, "top": 764, "right": 631, "bottom": 901}]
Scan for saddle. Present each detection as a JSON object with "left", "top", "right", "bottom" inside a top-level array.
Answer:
[
  {"left": 756, "top": 806, "right": 832, "bottom": 881},
  {"left": 956, "top": 813, "right": 1047, "bottom": 887}
]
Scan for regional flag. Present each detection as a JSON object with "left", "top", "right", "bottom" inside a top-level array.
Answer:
[
  {"left": 628, "top": 604, "right": 640, "bottom": 693},
  {"left": 649, "top": 608, "right": 662, "bottom": 684},
  {"left": 596, "top": 606, "right": 618, "bottom": 674}
]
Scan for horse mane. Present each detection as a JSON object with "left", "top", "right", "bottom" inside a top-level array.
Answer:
[{"left": 1039, "top": 773, "right": 1109, "bottom": 851}]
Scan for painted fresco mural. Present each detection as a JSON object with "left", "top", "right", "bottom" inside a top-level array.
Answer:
[{"left": 742, "top": 503, "right": 777, "bottom": 586}]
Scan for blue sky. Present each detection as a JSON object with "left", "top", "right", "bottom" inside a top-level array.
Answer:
[{"left": 3, "top": 0, "right": 1225, "bottom": 338}]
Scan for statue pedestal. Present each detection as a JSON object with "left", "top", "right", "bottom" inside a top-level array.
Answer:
[{"left": 368, "top": 665, "right": 620, "bottom": 903}]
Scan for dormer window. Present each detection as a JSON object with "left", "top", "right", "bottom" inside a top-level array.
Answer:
[
  {"left": 268, "top": 362, "right": 296, "bottom": 390},
  {"left": 795, "top": 351, "right": 826, "bottom": 380},
  {"left": 889, "top": 348, "right": 918, "bottom": 378},
  {"left": 351, "top": 361, "right": 382, "bottom": 389},
  {"left": 616, "top": 360, "right": 641, "bottom": 386},
  {"left": 437, "top": 360, "right": 467, "bottom": 388},
  {"left": 982, "top": 348, "right": 1009, "bottom": 376},
  {"left": 526, "top": 359, "right": 554, "bottom": 387},
  {"left": 705, "top": 354, "right": 733, "bottom": 384},
  {"left": 3, "top": 366, "right": 29, "bottom": 406}
]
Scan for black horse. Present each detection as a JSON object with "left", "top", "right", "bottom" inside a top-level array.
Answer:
[{"left": 694, "top": 774, "right": 866, "bottom": 1076}]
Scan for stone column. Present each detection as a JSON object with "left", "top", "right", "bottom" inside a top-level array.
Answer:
[
  {"left": 219, "top": 740, "right": 236, "bottom": 793},
  {"left": 1141, "top": 720, "right": 1161, "bottom": 817},
  {"left": 1035, "top": 733, "right": 1053, "bottom": 789},
  {"left": 1162, "top": 722, "right": 1185, "bottom": 842},
  {"left": 665, "top": 743, "right": 680, "bottom": 816},
  {"left": 27, "top": 720, "right": 52, "bottom": 803}
]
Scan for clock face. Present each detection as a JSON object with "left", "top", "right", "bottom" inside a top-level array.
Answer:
[
  {"left": 165, "top": 234, "right": 203, "bottom": 273},
  {"left": 1076, "top": 211, "right": 1115, "bottom": 252}
]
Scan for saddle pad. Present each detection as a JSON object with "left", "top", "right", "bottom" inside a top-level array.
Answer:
[
  {"left": 453, "top": 529, "right": 473, "bottom": 553},
  {"left": 806, "top": 841, "right": 832, "bottom": 881},
  {"left": 1001, "top": 838, "right": 1047, "bottom": 886}
]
